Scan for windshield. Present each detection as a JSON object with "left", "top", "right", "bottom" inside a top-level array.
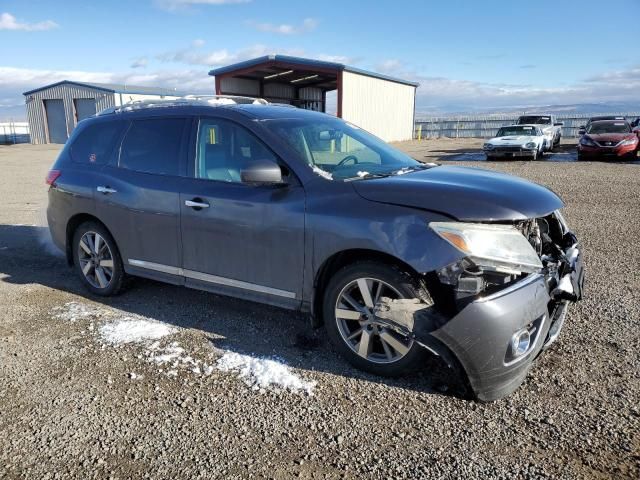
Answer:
[
  {"left": 263, "top": 117, "right": 425, "bottom": 180},
  {"left": 517, "top": 116, "right": 551, "bottom": 125},
  {"left": 496, "top": 126, "right": 538, "bottom": 137},
  {"left": 587, "top": 121, "right": 631, "bottom": 134}
]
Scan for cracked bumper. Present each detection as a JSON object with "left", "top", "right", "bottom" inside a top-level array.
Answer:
[{"left": 427, "top": 250, "right": 584, "bottom": 402}]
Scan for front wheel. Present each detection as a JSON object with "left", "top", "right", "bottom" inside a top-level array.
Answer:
[
  {"left": 323, "top": 262, "right": 430, "bottom": 376},
  {"left": 72, "top": 221, "right": 125, "bottom": 296}
]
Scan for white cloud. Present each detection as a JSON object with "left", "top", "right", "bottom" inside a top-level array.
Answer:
[
  {"left": 130, "top": 57, "right": 148, "bottom": 69},
  {"left": 155, "top": 0, "right": 251, "bottom": 12},
  {"left": 247, "top": 17, "right": 318, "bottom": 35},
  {"left": 192, "top": 38, "right": 206, "bottom": 48},
  {"left": 376, "top": 59, "right": 402, "bottom": 74},
  {"left": 0, "top": 12, "right": 58, "bottom": 31},
  {"left": 317, "top": 54, "right": 356, "bottom": 64},
  {"left": 158, "top": 43, "right": 305, "bottom": 66}
]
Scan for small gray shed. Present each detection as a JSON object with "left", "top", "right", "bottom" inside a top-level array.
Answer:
[{"left": 23, "top": 81, "right": 184, "bottom": 144}]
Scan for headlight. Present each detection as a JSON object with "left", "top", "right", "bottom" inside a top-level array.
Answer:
[
  {"left": 621, "top": 138, "right": 638, "bottom": 146},
  {"left": 524, "top": 142, "right": 537, "bottom": 149},
  {"left": 579, "top": 137, "right": 597, "bottom": 147},
  {"left": 483, "top": 143, "right": 495, "bottom": 150},
  {"left": 430, "top": 222, "right": 542, "bottom": 275}
]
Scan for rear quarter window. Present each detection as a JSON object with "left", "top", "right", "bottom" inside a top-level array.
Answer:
[
  {"left": 119, "top": 118, "right": 187, "bottom": 176},
  {"left": 70, "top": 121, "right": 123, "bottom": 165}
]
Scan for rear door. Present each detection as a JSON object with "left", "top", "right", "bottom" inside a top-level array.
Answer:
[
  {"left": 94, "top": 116, "right": 190, "bottom": 284},
  {"left": 179, "top": 116, "right": 305, "bottom": 308}
]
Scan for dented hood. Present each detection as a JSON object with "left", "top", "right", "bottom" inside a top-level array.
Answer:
[{"left": 352, "top": 165, "right": 564, "bottom": 221}]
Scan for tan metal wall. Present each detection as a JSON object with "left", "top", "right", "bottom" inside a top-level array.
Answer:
[
  {"left": 341, "top": 71, "right": 416, "bottom": 142},
  {"left": 24, "top": 84, "right": 116, "bottom": 144}
]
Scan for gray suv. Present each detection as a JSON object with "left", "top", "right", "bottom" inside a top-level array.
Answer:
[{"left": 46, "top": 98, "right": 584, "bottom": 401}]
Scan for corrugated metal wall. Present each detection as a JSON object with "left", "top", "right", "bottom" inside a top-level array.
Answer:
[
  {"left": 25, "top": 84, "right": 115, "bottom": 144},
  {"left": 341, "top": 71, "right": 415, "bottom": 142},
  {"left": 219, "top": 77, "right": 260, "bottom": 96}
]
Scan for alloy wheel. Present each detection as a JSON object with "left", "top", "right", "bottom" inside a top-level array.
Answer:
[
  {"left": 78, "top": 231, "right": 114, "bottom": 289},
  {"left": 334, "top": 277, "right": 414, "bottom": 364}
]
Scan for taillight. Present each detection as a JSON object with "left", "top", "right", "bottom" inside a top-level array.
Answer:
[{"left": 46, "top": 169, "right": 61, "bottom": 186}]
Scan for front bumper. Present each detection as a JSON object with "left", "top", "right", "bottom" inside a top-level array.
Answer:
[
  {"left": 578, "top": 144, "right": 638, "bottom": 160},
  {"left": 484, "top": 148, "right": 537, "bottom": 158},
  {"left": 420, "top": 246, "right": 585, "bottom": 401}
]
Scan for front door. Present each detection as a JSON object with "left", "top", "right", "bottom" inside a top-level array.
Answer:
[{"left": 180, "top": 117, "right": 305, "bottom": 308}]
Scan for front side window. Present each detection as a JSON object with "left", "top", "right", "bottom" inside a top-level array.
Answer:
[
  {"left": 119, "top": 118, "right": 186, "bottom": 175},
  {"left": 196, "top": 118, "right": 278, "bottom": 183},
  {"left": 70, "top": 121, "right": 122, "bottom": 165},
  {"left": 264, "top": 117, "right": 423, "bottom": 180}
]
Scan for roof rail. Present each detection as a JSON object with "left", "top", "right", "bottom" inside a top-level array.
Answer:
[{"left": 98, "top": 94, "right": 270, "bottom": 116}]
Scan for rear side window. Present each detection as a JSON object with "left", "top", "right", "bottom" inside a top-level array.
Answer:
[
  {"left": 70, "top": 121, "right": 122, "bottom": 165},
  {"left": 119, "top": 118, "right": 186, "bottom": 176}
]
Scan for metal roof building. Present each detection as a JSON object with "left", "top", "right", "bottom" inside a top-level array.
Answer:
[
  {"left": 23, "top": 81, "right": 183, "bottom": 144},
  {"left": 209, "top": 55, "right": 419, "bottom": 142}
]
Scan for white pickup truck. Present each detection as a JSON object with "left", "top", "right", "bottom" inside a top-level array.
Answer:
[{"left": 516, "top": 115, "right": 563, "bottom": 151}]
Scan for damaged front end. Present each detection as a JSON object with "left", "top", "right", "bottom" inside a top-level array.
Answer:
[{"left": 376, "top": 210, "right": 585, "bottom": 401}]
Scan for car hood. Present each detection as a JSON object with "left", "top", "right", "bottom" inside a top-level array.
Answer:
[
  {"left": 487, "top": 136, "right": 539, "bottom": 145},
  {"left": 352, "top": 166, "right": 564, "bottom": 221},
  {"left": 588, "top": 133, "right": 634, "bottom": 143}
]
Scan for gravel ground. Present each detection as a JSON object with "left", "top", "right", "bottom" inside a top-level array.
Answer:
[{"left": 0, "top": 142, "right": 638, "bottom": 479}]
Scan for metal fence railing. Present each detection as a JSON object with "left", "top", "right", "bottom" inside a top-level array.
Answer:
[
  {"left": 414, "top": 113, "right": 640, "bottom": 139},
  {"left": 0, "top": 121, "right": 31, "bottom": 145}
]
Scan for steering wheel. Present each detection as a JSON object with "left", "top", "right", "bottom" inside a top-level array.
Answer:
[{"left": 336, "top": 155, "right": 359, "bottom": 168}]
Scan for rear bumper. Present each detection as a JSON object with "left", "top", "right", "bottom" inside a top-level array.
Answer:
[{"left": 426, "top": 249, "right": 584, "bottom": 402}]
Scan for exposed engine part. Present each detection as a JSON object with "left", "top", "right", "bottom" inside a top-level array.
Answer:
[
  {"left": 516, "top": 218, "right": 543, "bottom": 256},
  {"left": 435, "top": 211, "right": 581, "bottom": 312}
]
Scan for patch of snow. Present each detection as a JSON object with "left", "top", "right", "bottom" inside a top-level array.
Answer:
[
  {"left": 311, "top": 165, "right": 333, "bottom": 180},
  {"left": 395, "top": 167, "right": 412, "bottom": 175},
  {"left": 356, "top": 171, "right": 369, "bottom": 178},
  {"left": 217, "top": 351, "right": 316, "bottom": 395},
  {"left": 99, "top": 317, "right": 175, "bottom": 345},
  {"left": 52, "top": 302, "right": 102, "bottom": 322}
]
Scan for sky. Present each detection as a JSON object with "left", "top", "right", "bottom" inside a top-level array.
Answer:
[{"left": 1, "top": 0, "right": 639, "bottom": 120}]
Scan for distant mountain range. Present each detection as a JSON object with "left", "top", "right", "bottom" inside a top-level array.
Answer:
[
  {"left": 2, "top": 100, "right": 640, "bottom": 123},
  {"left": 415, "top": 102, "right": 640, "bottom": 119}
]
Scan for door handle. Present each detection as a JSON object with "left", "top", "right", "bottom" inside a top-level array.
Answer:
[
  {"left": 185, "top": 199, "right": 210, "bottom": 209},
  {"left": 97, "top": 185, "right": 117, "bottom": 194}
]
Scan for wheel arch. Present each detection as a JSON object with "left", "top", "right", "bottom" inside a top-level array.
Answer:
[
  {"left": 310, "top": 248, "right": 420, "bottom": 327},
  {"left": 65, "top": 213, "right": 115, "bottom": 266}
]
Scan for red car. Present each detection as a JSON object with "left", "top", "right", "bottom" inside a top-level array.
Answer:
[{"left": 577, "top": 120, "right": 639, "bottom": 161}]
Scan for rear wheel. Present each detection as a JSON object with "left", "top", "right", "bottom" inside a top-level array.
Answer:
[
  {"left": 323, "top": 261, "right": 430, "bottom": 376},
  {"left": 72, "top": 222, "right": 125, "bottom": 296}
]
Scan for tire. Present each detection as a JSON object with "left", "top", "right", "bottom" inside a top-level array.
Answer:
[
  {"left": 323, "top": 261, "right": 430, "bottom": 377},
  {"left": 538, "top": 144, "right": 544, "bottom": 158},
  {"left": 485, "top": 154, "right": 495, "bottom": 161},
  {"left": 72, "top": 221, "right": 125, "bottom": 296}
]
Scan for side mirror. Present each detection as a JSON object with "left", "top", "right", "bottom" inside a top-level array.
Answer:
[
  {"left": 240, "top": 159, "right": 285, "bottom": 185},
  {"left": 578, "top": 128, "right": 586, "bottom": 135},
  {"left": 633, "top": 127, "right": 640, "bottom": 135},
  {"left": 554, "top": 122, "right": 564, "bottom": 126}
]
